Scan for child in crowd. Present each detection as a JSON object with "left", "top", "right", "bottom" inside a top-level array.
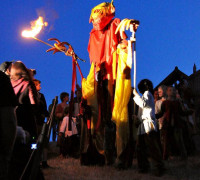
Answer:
[
  {"left": 58, "top": 106, "right": 79, "bottom": 158},
  {"left": 133, "top": 79, "right": 164, "bottom": 176}
]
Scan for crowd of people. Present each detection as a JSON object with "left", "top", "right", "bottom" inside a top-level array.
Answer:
[
  {"left": 1, "top": 1, "right": 199, "bottom": 179},
  {"left": 55, "top": 79, "right": 197, "bottom": 177},
  {"left": 154, "top": 84, "right": 195, "bottom": 160},
  {"left": 0, "top": 60, "right": 83, "bottom": 179},
  {"left": 0, "top": 59, "right": 198, "bottom": 179},
  {"left": 0, "top": 57, "right": 198, "bottom": 179}
]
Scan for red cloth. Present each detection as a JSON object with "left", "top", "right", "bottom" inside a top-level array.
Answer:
[
  {"left": 88, "top": 18, "right": 121, "bottom": 75},
  {"left": 91, "top": 14, "right": 114, "bottom": 31}
]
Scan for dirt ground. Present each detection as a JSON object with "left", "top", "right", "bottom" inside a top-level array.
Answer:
[{"left": 43, "top": 140, "right": 200, "bottom": 180}]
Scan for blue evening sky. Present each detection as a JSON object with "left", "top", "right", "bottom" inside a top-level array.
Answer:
[{"left": 1, "top": 0, "right": 200, "bottom": 106}]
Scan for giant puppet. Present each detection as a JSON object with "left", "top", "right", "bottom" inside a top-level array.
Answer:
[
  {"left": 81, "top": 0, "right": 139, "bottom": 167},
  {"left": 44, "top": 0, "right": 139, "bottom": 168}
]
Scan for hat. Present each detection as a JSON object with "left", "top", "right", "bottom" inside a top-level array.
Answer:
[{"left": 0, "top": 61, "right": 12, "bottom": 72}]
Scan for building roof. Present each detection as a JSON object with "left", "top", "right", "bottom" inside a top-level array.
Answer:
[
  {"left": 154, "top": 66, "right": 188, "bottom": 90},
  {"left": 189, "top": 69, "right": 200, "bottom": 79}
]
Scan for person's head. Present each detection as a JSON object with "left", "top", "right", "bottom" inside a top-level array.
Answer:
[
  {"left": 10, "top": 61, "right": 31, "bottom": 81},
  {"left": 89, "top": 0, "right": 115, "bottom": 30},
  {"left": 0, "top": 61, "right": 12, "bottom": 75},
  {"left": 60, "top": 92, "right": 69, "bottom": 103},
  {"left": 166, "top": 86, "right": 176, "bottom": 99},
  {"left": 138, "top": 79, "right": 154, "bottom": 95},
  {"left": 33, "top": 79, "right": 41, "bottom": 91},
  {"left": 158, "top": 85, "right": 167, "bottom": 99}
]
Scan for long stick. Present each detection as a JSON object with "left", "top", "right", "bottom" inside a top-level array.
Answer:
[
  {"left": 133, "top": 41, "right": 136, "bottom": 89},
  {"left": 32, "top": 36, "right": 54, "bottom": 48},
  {"left": 130, "top": 24, "right": 137, "bottom": 116},
  {"left": 130, "top": 24, "right": 136, "bottom": 88},
  {"left": 47, "top": 96, "right": 58, "bottom": 140}
]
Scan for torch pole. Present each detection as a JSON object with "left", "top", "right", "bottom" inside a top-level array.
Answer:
[
  {"left": 32, "top": 36, "right": 67, "bottom": 54},
  {"left": 32, "top": 37, "right": 55, "bottom": 48}
]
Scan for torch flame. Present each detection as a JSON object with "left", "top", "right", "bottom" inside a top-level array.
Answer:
[{"left": 22, "top": 16, "right": 48, "bottom": 38}]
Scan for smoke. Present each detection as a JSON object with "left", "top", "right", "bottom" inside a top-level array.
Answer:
[{"left": 36, "top": 0, "right": 59, "bottom": 33}]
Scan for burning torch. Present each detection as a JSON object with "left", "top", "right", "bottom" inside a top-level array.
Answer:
[{"left": 21, "top": 16, "right": 85, "bottom": 62}]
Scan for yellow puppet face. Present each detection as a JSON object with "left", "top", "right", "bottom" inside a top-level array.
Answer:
[{"left": 89, "top": 1, "right": 115, "bottom": 23}]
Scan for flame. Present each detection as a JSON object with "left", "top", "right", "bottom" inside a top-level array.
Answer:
[{"left": 22, "top": 16, "right": 48, "bottom": 38}]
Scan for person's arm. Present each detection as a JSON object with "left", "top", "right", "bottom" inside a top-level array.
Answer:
[{"left": 133, "top": 90, "right": 151, "bottom": 109}]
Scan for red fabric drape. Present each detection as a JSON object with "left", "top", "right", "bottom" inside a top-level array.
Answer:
[
  {"left": 88, "top": 18, "right": 121, "bottom": 75},
  {"left": 68, "top": 57, "right": 77, "bottom": 130}
]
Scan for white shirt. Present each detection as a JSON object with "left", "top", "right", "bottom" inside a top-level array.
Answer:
[
  {"left": 133, "top": 90, "right": 157, "bottom": 135},
  {"left": 155, "top": 99, "right": 165, "bottom": 129},
  {"left": 60, "top": 116, "right": 78, "bottom": 137}
]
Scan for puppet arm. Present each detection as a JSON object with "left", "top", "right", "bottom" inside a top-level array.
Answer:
[
  {"left": 112, "top": 47, "right": 131, "bottom": 124},
  {"left": 82, "top": 63, "right": 95, "bottom": 99},
  {"left": 115, "top": 18, "right": 139, "bottom": 40}
]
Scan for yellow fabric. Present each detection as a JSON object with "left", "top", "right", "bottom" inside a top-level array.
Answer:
[
  {"left": 112, "top": 48, "right": 131, "bottom": 124},
  {"left": 82, "top": 63, "right": 95, "bottom": 99},
  {"left": 81, "top": 63, "right": 104, "bottom": 153},
  {"left": 112, "top": 50, "right": 117, "bottom": 80}
]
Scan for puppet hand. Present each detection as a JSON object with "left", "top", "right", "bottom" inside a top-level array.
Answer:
[
  {"left": 118, "top": 39, "right": 128, "bottom": 53},
  {"left": 115, "top": 19, "right": 139, "bottom": 40},
  {"left": 46, "top": 38, "right": 73, "bottom": 56}
]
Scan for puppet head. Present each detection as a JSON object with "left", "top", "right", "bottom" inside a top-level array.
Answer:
[{"left": 89, "top": 0, "right": 115, "bottom": 30}]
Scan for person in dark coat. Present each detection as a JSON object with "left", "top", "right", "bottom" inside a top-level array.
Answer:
[
  {"left": 33, "top": 79, "right": 50, "bottom": 168},
  {"left": 9, "top": 61, "right": 42, "bottom": 179},
  {"left": 0, "top": 71, "right": 17, "bottom": 179}
]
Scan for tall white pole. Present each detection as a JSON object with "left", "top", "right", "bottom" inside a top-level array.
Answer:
[
  {"left": 130, "top": 24, "right": 136, "bottom": 88},
  {"left": 133, "top": 42, "right": 136, "bottom": 88}
]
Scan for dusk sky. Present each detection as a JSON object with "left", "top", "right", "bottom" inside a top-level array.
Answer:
[{"left": 1, "top": 0, "right": 200, "bottom": 106}]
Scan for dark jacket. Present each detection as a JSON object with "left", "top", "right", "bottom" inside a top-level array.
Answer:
[{"left": 0, "top": 71, "right": 17, "bottom": 107}]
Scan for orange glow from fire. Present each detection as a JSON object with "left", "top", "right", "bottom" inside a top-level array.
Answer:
[{"left": 22, "top": 16, "right": 48, "bottom": 38}]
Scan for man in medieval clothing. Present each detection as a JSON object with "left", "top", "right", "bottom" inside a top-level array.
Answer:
[{"left": 82, "top": 1, "right": 136, "bottom": 168}]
